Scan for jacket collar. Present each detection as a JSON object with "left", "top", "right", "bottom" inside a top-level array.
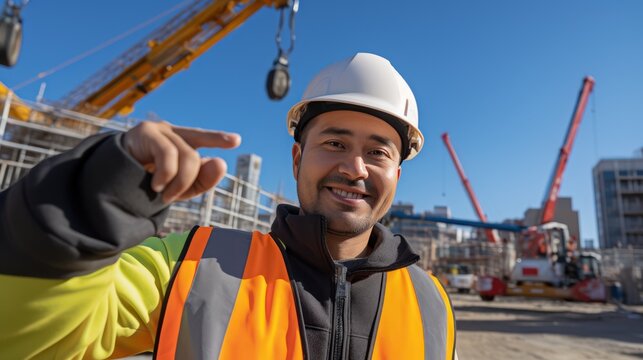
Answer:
[{"left": 270, "top": 204, "right": 419, "bottom": 275}]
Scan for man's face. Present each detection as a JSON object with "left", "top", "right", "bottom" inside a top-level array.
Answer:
[{"left": 292, "top": 110, "right": 402, "bottom": 236}]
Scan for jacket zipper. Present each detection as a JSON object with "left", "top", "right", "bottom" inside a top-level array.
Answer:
[{"left": 331, "top": 264, "right": 348, "bottom": 360}]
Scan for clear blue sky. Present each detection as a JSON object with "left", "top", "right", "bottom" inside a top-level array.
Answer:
[{"left": 2, "top": 1, "right": 642, "bottom": 246}]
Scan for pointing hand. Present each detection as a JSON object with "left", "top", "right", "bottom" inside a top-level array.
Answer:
[{"left": 123, "top": 121, "right": 241, "bottom": 203}]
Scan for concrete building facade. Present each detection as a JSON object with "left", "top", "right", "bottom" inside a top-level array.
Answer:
[
  {"left": 236, "top": 154, "right": 262, "bottom": 195},
  {"left": 232, "top": 154, "right": 263, "bottom": 228},
  {"left": 593, "top": 154, "right": 643, "bottom": 248}
]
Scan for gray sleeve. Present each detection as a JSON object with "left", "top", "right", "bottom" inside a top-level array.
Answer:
[{"left": 0, "top": 132, "right": 170, "bottom": 278}]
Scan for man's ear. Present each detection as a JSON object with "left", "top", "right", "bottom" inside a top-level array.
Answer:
[{"left": 292, "top": 142, "right": 302, "bottom": 180}]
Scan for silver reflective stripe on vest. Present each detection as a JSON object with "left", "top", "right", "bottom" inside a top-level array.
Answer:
[
  {"left": 407, "top": 265, "right": 450, "bottom": 360},
  {"left": 175, "top": 227, "right": 253, "bottom": 359}
]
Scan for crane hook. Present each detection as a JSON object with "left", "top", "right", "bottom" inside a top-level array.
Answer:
[
  {"left": 266, "top": 0, "right": 298, "bottom": 100},
  {"left": 0, "top": 0, "right": 28, "bottom": 67}
]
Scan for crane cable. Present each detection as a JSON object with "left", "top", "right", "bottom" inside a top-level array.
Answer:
[
  {"left": 274, "top": 0, "right": 298, "bottom": 58},
  {"left": 12, "top": 0, "right": 191, "bottom": 91}
]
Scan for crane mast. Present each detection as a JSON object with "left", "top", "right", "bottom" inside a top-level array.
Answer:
[
  {"left": 539, "top": 76, "right": 595, "bottom": 224},
  {"left": 441, "top": 132, "right": 498, "bottom": 243},
  {"left": 58, "top": 0, "right": 289, "bottom": 119}
]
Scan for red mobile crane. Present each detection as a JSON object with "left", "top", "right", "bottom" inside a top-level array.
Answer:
[
  {"left": 524, "top": 76, "right": 595, "bottom": 257},
  {"left": 475, "top": 76, "right": 604, "bottom": 302},
  {"left": 540, "top": 76, "right": 595, "bottom": 224},
  {"left": 441, "top": 132, "right": 499, "bottom": 243}
]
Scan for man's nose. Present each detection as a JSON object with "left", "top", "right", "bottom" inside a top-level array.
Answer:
[{"left": 338, "top": 154, "right": 369, "bottom": 180}]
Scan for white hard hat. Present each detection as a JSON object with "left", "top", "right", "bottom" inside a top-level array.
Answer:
[{"left": 287, "top": 52, "right": 424, "bottom": 160}]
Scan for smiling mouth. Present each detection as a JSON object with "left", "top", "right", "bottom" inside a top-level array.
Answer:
[{"left": 327, "top": 187, "right": 367, "bottom": 200}]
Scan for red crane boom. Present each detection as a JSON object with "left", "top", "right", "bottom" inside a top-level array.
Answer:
[
  {"left": 442, "top": 132, "right": 498, "bottom": 243},
  {"left": 539, "top": 76, "right": 595, "bottom": 224}
]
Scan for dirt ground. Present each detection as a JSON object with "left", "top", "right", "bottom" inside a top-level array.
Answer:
[{"left": 453, "top": 293, "right": 643, "bottom": 360}]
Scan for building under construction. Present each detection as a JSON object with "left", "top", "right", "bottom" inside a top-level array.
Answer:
[{"left": 386, "top": 202, "right": 517, "bottom": 279}]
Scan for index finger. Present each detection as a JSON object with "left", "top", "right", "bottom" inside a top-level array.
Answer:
[{"left": 171, "top": 125, "right": 242, "bottom": 149}]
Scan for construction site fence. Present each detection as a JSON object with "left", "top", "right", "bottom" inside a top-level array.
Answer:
[
  {"left": 0, "top": 93, "right": 292, "bottom": 236},
  {"left": 406, "top": 239, "right": 515, "bottom": 279},
  {"left": 599, "top": 247, "right": 643, "bottom": 304},
  {"left": 434, "top": 241, "right": 514, "bottom": 277}
]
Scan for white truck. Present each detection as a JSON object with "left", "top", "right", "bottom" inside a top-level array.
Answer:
[{"left": 445, "top": 264, "right": 476, "bottom": 294}]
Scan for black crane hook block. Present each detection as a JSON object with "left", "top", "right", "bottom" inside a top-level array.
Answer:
[
  {"left": 0, "top": 0, "right": 27, "bottom": 67},
  {"left": 266, "top": 54, "right": 290, "bottom": 100}
]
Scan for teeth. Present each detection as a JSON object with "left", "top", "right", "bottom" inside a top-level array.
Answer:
[{"left": 331, "top": 188, "right": 364, "bottom": 200}]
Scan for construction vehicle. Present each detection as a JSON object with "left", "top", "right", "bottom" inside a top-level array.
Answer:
[
  {"left": 527, "top": 76, "right": 595, "bottom": 255},
  {"left": 477, "top": 221, "right": 605, "bottom": 302},
  {"left": 444, "top": 263, "right": 476, "bottom": 294},
  {"left": 474, "top": 76, "right": 604, "bottom": 302}
]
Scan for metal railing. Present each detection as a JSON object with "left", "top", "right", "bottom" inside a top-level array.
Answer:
[{"left": 163, "top": 173, "right": 292, "bottom": 234}]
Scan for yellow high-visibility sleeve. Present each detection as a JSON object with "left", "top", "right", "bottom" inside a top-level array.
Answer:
[{"left": 0, "top": 231, "right": 189, "bottom": 359}]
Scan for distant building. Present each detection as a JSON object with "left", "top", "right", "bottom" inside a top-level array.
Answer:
[
  {"left": 236, "top": 153, "right": 262, "bottom": 207},
  {"left": 593, "top": 152, "right": 643, "bottom": 248},
  {"left": 433, "top": 205, "right": 451, "bottom": 219},
  {"left": 228, "top": 154, "right": 262, "bottom": 229},
  {"left": 236, "top": 154, "right": 262, "bottom": 195},
  {"left": 523, "top": 197, "right": 581, "bottom": 245}
]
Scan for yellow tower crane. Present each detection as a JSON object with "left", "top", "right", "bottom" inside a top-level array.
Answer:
[{"left": 58, "top": 0, "right": 297, "bottom": 119}]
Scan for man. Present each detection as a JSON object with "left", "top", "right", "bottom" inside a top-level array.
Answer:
[{"left": 0, "top": 53, "right": 456, "bottom": 359}]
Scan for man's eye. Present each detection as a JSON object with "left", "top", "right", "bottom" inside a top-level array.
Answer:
[
  {"left": 326, "top": 141, "right": 344, "bottom": 148},
  {"left": 370, "top": 149, "right": 388, "bottom": 157}
]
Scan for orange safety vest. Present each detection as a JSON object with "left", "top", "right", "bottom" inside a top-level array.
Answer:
[{"left": 155, "top": 226, "right": 455, "bottom": 359}]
